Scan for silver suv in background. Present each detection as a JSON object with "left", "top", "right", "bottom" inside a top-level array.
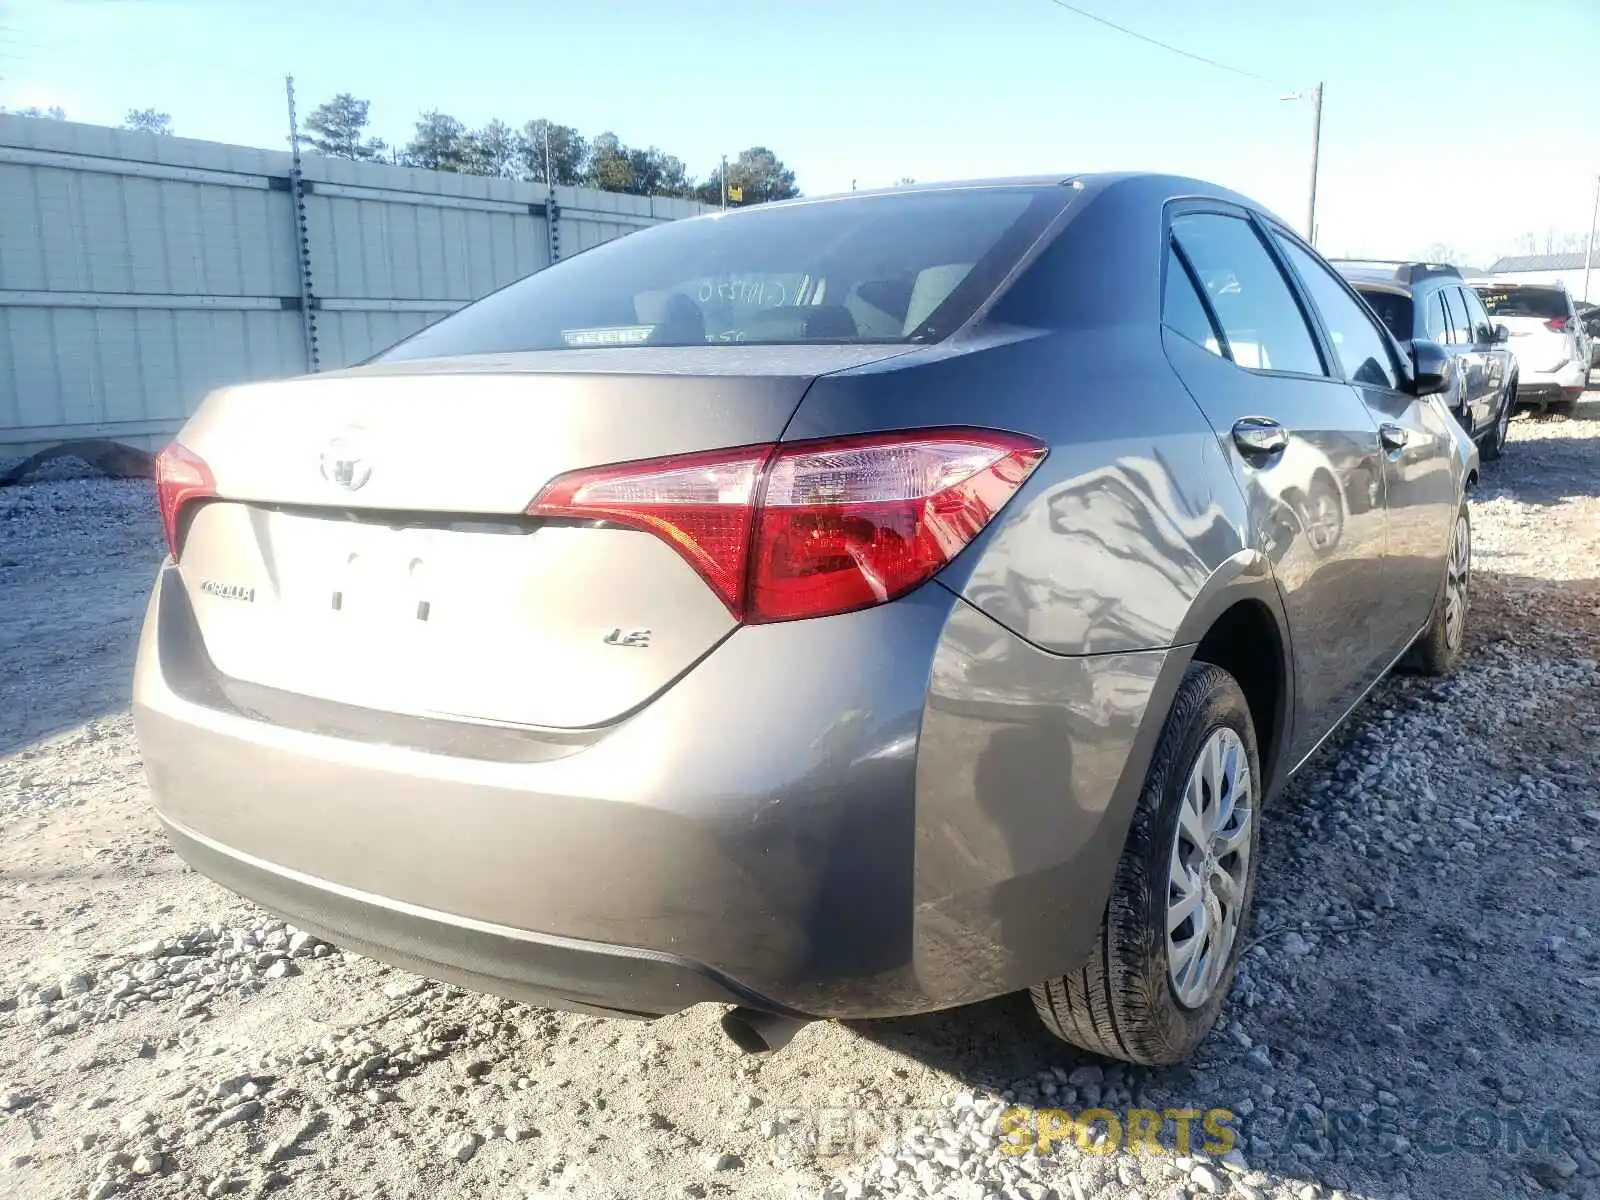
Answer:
[
  {"left": 1469, "top": 280, "right": 1591, "bottom": 415},
  {"left": 1333, "top": 260, "right": 1517, "bottom": 460},
  {"left": 134, "top": 175, "right": 1478, "bottom": 1066}
]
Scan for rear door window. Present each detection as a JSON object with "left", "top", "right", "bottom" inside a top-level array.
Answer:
[
  {"left": 1162, "top": 242, "right": 1225, "bottom": 356},
  {"left": 1459, "top": 287, "right": 1493, "bottom": 343},
  {"left": 1170, "top": 213, "right": 1324, "bottom": 375},
  {"left": 1272, "top": 232, "right": 1400, "bottom": 390},
  {"left": 1353, "top": 288, "right": 1412, "bottom": 342}
]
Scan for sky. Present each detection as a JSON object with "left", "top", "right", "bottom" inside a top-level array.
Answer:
[{"left": 1, "top": 0, "right": 1595, "bottom": 266}]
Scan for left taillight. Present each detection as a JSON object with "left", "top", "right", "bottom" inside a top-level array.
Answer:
[
  {"left": 154, "top": 441, "right": 216, "bottom": 561},
  {"left": 528, "top": 428, "right": 1046, "bottom": 624}
]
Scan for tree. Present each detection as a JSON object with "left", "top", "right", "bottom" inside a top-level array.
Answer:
[
  {"left": 301, "top": 93, "right": 387, "bottom": 161},
  {"left": 6, "top": 105, "right": 66, "bottom": 120},
  {"left": 464, "top": 119, "right": 519, "bottom": 177},
  {"left": 1421, "top": 242, "right": 1462, "bottom": 265},
  {"left": 895, "top": 176, "right": 917, "bottom": 186},
  {"left": 517, "top": 119, "right": 587, "bottom": 186},
  {"left": 698, "top": 146, "right": 798, "bottom": 206},
  {"left": 1507, "top": 229, "right": 1588, "bottom": 258},
  {"left": 403, "top": 110, "right": 471, "bottom": 172},
  {"left": 121, "top": 108, "right": 173, "bottom": 135},
  {"left": 626, "top": 146, "right": 690, "bottom": 197},
  {"left": 585, "top": 132, "right": 633, "bottom": 192}
]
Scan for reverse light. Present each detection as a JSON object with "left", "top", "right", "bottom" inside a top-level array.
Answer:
[
  {"left": 154, "top": 441, "right": 216, "bottom": 561},
  {"left": 528, "top": 429, "right": 1046, "bottom": 624}
]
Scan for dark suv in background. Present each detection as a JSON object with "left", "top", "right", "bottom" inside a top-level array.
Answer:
[{"left": 1332, "top": 260, "right": 1516, "bottom": 459}]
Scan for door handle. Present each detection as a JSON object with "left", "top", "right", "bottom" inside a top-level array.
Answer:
[
  {"left": 1231, "top": 416, "right": 1288, "bottom": 459},
  {"left": 1380, "top": 423, "right": 1410, "bottom": 452}
]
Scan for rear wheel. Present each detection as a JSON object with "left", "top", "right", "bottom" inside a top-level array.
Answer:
[
  {"left": 1031, "top": 663, "right": 1260, "bottom": 1065},
  {"left": 1550, "top": 398, "right": 1579, "bottom": 419},
  {"left": 1480, "top": 384, "right": 1513, "bottom": 461},
  {"left": 1401, "top": 502, "right": 1470, "bottom": 677}
]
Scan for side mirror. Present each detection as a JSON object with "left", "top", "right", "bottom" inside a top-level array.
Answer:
[
  {"left": 1493, "top": 323, "right": 1510, "bottom": 344},
  {"left": 1406, "top": 339, "right": 1453, "bottom": 397}
]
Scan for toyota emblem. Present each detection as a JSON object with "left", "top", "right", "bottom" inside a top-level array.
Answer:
[{"left": 320, "top": 432, "right": 372, "bottom": 491}]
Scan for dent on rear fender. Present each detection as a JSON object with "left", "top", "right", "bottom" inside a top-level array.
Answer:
[
  {"left": 957, "top": 430, "right": 1250, "bottom": 655},
  {"left": 910, "top": 599, "right": 1173, "bottom": 1005}
]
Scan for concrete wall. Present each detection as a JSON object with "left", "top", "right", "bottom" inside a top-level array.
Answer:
[{"left": 0, "top": 114, "right": 710, "bottom": 457}]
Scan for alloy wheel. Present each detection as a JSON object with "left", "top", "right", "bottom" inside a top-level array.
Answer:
[
  {"left": 1301, "top": 486, "right": 1343, "bottom": 552},
  {"left": 1166, "top": 727, "right": 1254, "bottom": 1009},
  {"left": 1443, "top": 512, "right": 1470, "bottom": 652}
]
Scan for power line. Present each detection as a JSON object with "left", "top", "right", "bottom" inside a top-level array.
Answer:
[{"left": 1042, "top": 0, "right": 1283, "bottom": 86}]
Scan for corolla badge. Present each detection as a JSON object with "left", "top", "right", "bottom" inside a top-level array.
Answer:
[{"left": 320, "top": 431, "right": 373, "bottom": 490}]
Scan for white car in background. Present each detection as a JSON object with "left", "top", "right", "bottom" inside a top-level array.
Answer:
[{"left": 1468, "top": 280, "right": 1591, "bottom": 415}]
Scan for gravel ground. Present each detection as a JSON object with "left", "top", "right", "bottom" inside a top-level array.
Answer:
[{"left": 2, "top": 400, "right": 1598, "bottom": 1200}]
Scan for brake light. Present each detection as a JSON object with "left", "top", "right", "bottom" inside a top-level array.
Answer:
[
  {"left": 154, "top": 442, "right": 216, "bottom": 561},
  {"left": 1546, "top": 316, "right": 1571, "bottom": 332},
  {"left": 528, "top": 429, "right": 1046, "bottom": 623}
]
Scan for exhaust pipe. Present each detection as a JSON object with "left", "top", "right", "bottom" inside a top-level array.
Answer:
[{"left": 719, "top": 1006, "right": 811, "bottom": 1054}]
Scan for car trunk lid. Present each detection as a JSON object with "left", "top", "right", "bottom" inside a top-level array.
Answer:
[{"left": 170, "top": 346, "right": 909, "bottom": 729}]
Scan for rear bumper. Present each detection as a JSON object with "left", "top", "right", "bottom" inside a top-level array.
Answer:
[
  {"left": 1514, "top": 359, "right": 1588, "bottom": 402},
  {"left": 160, "top": 817, "right": 783, "bottom": 1017},
  {"left": 134, "top": 566, "right": 1177, "bottom": 1020}
]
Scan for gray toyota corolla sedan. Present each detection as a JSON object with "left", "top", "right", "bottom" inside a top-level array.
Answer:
[{"left": 133, "top": 174, "right": 1477, "bottom": 1065}]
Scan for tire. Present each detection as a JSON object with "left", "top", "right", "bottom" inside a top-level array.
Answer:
[
  {"left": 1550, "top": 399, "right": 1579, "bottom": 419},
  {"left": 1480, "top": 383, "right": 1513, "bottom": 461},
  {"left": 1401, "top": 502, "right": 1470, "bottom": 677},
  {"left": 1031, "top": 663, "right": 1261, "bottom": 1066}
]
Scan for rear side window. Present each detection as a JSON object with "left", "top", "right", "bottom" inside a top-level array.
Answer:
[
  {"left": 1170, "top": 213, "right": 1323, "bottom": 375},
  {"left": 377, "top": 188, "right": 1068, "bottom": 358},
  {"left": 1353, "top": 287, "right": 1412, "bottom": 342},
  {"left": 1162, "top": 243, "right": 1225, "bottom": 356},
  {"left": 1273, "top": 233, "right": 1400, "bottom": 390},
  {"left": 1476, "top": 286, "right": 1572, "bottom": 320}
]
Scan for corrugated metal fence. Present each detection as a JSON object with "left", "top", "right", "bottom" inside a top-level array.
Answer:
[{"left": 0, "top": 114, "right": 710, "bottom": 457}]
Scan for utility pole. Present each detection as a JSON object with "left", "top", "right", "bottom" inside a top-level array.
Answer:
[
  {"left": 543, "top": 126, "right": 553, "bottom": 189},
  {"left": 1306, "top": 82, "right": 1323, "bottom": 247},
  {"left": 1282, "top": 82, "right": 1324, "bottom": 246},
  {"left": 720, "top": 154, "right": 727, "bottom": 210},
  {"left": 284, "top": 75, "right": 318, "bottom": 373},
  {"left": 1584, "top": 172, "right": 1599, "bottom": 304}
]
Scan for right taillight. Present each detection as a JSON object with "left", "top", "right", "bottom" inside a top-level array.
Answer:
[
  {"left": 528, "top": 428, "right": 1045, "bottom": 624},
  {"left": 1546, "top": 316, "right": 1571, "bottom": 332},
  {"left": 154, "top": 441, "right": 216, "bottom": 561}
]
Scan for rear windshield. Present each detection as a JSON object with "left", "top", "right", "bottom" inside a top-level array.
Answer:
[
  {"left": 1475, "top": 286, "right": 1571, "bottom": 320},
  {"left": 1353, "top": 288, "right": 1412, "bottom": 341},
  {"left": 378, "top": 187, "right": 1068, "bottom": 359}
]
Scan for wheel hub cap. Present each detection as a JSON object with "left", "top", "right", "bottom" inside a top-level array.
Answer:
[{"left": 1166, "top": 726, "right": 1253, "bottom": 1010}]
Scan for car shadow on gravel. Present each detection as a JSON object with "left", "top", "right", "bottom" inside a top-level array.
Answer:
[
  {"left": 845, "top": 569, "right": 1600, "bottom": 1200},
  {"left": 1484, "top": 407, "right": 1600, "bottom": 508}
]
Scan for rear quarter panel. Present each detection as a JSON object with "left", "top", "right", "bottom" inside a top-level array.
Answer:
[{"left": 789, "top": 288, "right": 1253, "bottom": 655}]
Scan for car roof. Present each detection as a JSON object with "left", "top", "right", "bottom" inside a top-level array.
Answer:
[
  {"left": 1329, "top": 259, "right": 1462, "bottom": 290},
  {"left": 1345, "top": 278, "right": 1412, "bottom": 298},
  {"left": 736, "top": 172, "right": 1278, "bottom": 218}
]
